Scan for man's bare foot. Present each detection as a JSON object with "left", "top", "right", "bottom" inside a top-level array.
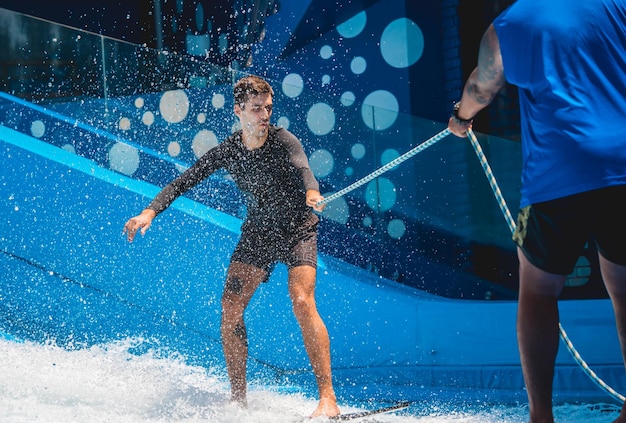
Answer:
[
  {"left": 310, "top": 396, "right": 340, "bottom": 418},
  {"left": 230, "top": 394, "right": 247, "bottom": 408}
]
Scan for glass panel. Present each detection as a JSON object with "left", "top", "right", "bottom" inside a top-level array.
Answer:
[{"left": 0, "top": 7, "right": 522, "bottom": 300}]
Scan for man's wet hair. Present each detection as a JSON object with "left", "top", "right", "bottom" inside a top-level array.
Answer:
[{"left": 233, "top": 75, "right": 274, "bottom": 107}]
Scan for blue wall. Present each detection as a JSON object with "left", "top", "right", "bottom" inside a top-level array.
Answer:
[{"left": 0, "top": 89, "right": 523, "bottom": 300}]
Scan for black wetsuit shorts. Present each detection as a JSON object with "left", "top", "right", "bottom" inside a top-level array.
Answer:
[
  {"left": 230, "top": 213, "right": 318, "bottom": 280},
  {"left": 512, "top": 184, "right": 626, "bottom": 275}
]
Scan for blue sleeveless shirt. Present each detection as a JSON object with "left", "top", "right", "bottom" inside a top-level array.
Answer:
[{"left": 493, "top": 0, "right": 626, "bottom": 207}]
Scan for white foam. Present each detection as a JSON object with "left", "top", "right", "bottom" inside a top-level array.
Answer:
[{"left": 0, "top": 338, "right": 619, "bottom": 423}]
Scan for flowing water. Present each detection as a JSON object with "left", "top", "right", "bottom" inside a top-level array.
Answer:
[{"left": 0, "top": 337, "right": 621, "bottom": 423}]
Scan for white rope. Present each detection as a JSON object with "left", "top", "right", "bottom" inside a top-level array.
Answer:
[
  {"left": 466, "top": 128, "right": 625, "bottom": 404},
  {"left": 316, "top": 128, "right": 450, "bottom": 206}
]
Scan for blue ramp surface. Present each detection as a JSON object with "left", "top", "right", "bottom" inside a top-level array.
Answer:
[{"left": 1, "top": 125, "right": 624, "bottom": 404}]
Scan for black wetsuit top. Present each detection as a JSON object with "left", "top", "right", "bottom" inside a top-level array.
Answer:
[{"left": 147, "top": 125, "right": 320, "bottom": 230}]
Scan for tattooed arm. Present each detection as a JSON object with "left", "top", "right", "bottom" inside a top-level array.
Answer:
[{"left": 448, "top": 24, "right": 506, "bottom": 137}]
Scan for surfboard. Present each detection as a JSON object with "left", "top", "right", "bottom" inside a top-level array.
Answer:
[{"left": 329, "top": 401, "right": 411, "bottom": 421}]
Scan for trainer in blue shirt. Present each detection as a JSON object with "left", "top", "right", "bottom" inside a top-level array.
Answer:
[{"left": 448, "top": 1, "right": 626, "bottom": 422}]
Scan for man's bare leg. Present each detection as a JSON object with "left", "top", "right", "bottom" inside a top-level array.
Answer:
[
  {"left": 516, "top": 249, "right": 565, "bottom": 423},
  {"left": 598, "top": 255, "right": 626, "bottom": 423},
  {"left": 221, "top": 262, "right": 264, "bottom": 407},
  {"left": 288, "top": 265, "right": 340, "bottom": 418}
]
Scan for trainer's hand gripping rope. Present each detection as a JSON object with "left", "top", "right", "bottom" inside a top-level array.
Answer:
[
  {"left": 466, "top": 128, "right": 625, "bottom": 404},
  {"left": 316, "top": 128, "right": 450, "bottom": 207}
]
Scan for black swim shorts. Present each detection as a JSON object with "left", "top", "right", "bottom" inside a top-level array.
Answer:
[
  {"left": 512, "top": 184, "right": 626, "bottom": 275},
  {"left": 230, "top": 213, "right": 319, "bottom": 280}
]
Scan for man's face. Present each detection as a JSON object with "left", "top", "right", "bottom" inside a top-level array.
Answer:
[{"left": 235, "top": 93, "right": 273, "bottom": 138}]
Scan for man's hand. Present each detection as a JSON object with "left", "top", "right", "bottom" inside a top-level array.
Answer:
[
  {"left": 448, "top": 116, "right": 473, "bottom": 138},
  {"left": 306, "top": 190, "right": 326, "bottom": 212},
  {"left": 123, "top": 209, "right": 156, "bottom": 242}
]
